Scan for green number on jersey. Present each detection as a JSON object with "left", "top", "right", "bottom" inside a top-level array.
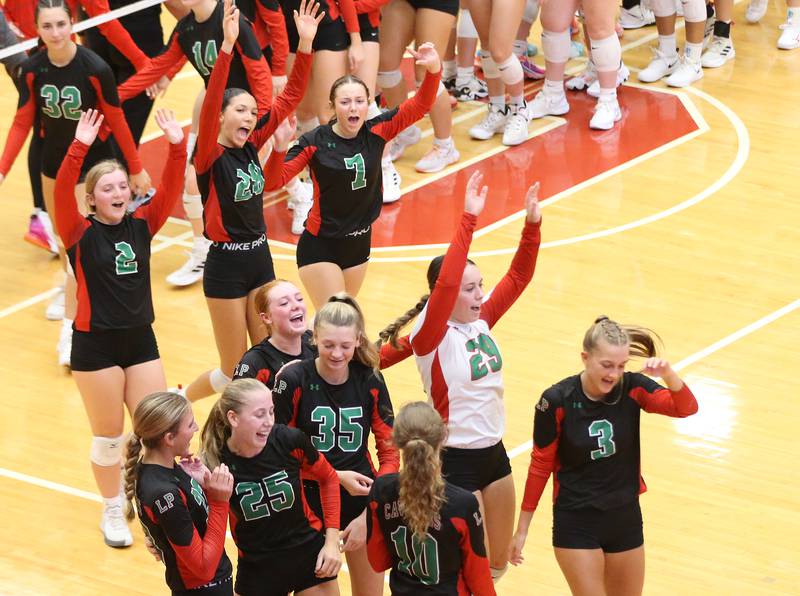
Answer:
[
  {"left": 389, "top": 526, "right": 440, "bottom": 585},
  {"left": 236, "top": 471, "right": 296, "bottom": 521},
  {"left": 236, "top": 481, "right": 269, "bottom": 521},
  {"left": 234, "top": 162, "right": 265, "bottom": 202},
  {"left": 310, "top": 406, "right": 364, "bottom": 452},
  {"left": 588, "top": 419, "right": 616, "bottom": 460},
  {"left": 114, "top": 241, "right": 138, "bottom": 275},
  {"left": 39, "top": 84, "right": 82, "bottom": 120},
  {"left": 264, "top": 470, "right": 294, "bottom": 512},
  {"left": 189, "top": 478, "right": 208, "bottom": 512},
  {"left": 344, "top": 153, "right": 366, "bottom": 190},
  {"left": 191, "top": 40, "right": 219, "bottom": 77},
  {"left": 465, "top": 333, "right": 503, "bottom": 380}
]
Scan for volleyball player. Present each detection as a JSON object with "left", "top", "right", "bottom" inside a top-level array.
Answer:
[
  {"left": 366, "top": 401, "right": 496, "bottom": 595},
  {"left": 377, "top": 171, "right": 542, "bottom": 583},
  {"left": 54, "top": 107, "right": 185, "bottom": 547},
  {"left": 264, "top": 42, "right": 441, "bottom": 309},
  {"left": 124, "top": 392, "right": 235, "bottom": 595},
  {"left": 201, "top": 378, "right": 342, "bottom": 596},
  {"left": 233, "top": 279, "right": 316, "bottom": 390},
  {"left": 510, "top": 316, "right": 698, "bottom": 595},
  {"left": 235, "top": 0, "right": 289, "bottom": 89},
  {"left": 182, "top": 0, "right": 319, "bottom": 402},
  {"left": 272, "top": 294, "right": 399, "bottom": 596}
]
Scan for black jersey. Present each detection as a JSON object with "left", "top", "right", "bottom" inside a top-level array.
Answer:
[
  {"left": 54, "top": 139, "right": 186, "bottom": 332},
  {"left": 0, "top": 45, "right": 142, "bottom": 177},
  {"left": 367, "top": 475, "right": 496, "bottom": 596},
  {"left": 521, "top": 373, "right": 699, "bottom": 513},
  {"left": 136, "top": 463, "right": 233, "bottom": 592},
  {"left": 264, "top": 70, "right": 441, "bottom": 238},
  {"left": 272, "top": 359, "right": 399, "bottom": 478},
  {"left": 233, "top": 330, "right": 317, "bottom": 389},
  {"left": 220, "top": 424, "right": 340, "bottom": 561}
]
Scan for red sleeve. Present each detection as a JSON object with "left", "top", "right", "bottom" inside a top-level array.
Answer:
[
  {"left": 256, "top": 0, "right": 288, "bottom": 76},
  {"left": 4, "top": 2, "right": 37, "bottom": 37},
  {"left": 263, "top": 143, "right": 313, "bottom": 190},
  {"left": 366, "top": 499, "right": 393, "bottom": 572},
  {"left": 629, "top": 382, "right": 698, "bottom": 418},
  {"left": 54, "top": 140, "right": 91, "bottom": 249},
  {"left": 134, "top": 141, "right": 188, "bottom": 236},
  {"left": 0, "top": 70, "right": 35, "bottom": 176},
  {"left": 236, "top": 14, "right": 273, "bottom": 113},
  {"left": 91, "top": 76, "right": 143, "bottom": 174},
  {"left": 79, "top": 0, "right": 150, "bottom": 69},
  {"left": 379, "top": 335, "right": 412, "bottom": 370},
  {"left": 117, "top": 32, "right": 185, "bottom": 103},
  {"left": 521, "top": 405, "right": 563, "bottom": 513},
  {"left": 298, "top": 451, "right": 341, "bottom": 530},
  {"left": 370, "top": 386, "right": 399, "bottom": 476},
  {"left": 452, "top": 515, "right": 496, "bottom": 596},
  {"left": 480, "top": 220, "right": 541, "bottom": 329},
  {"left": 336, "top": 0, "right": 360, "bottom": 33},
  {"left": 410, "top": 212, "right": 477, "bottom": 356},
  {"left": 195, "top": 47, "right": 232, "bottom": 174},
  {"left": 371, "top": 69, "right": 441, "bottom": 142}
]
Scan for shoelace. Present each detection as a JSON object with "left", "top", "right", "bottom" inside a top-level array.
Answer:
[{"left": 104, "top": 506, "right": 127, "bottom": 531}]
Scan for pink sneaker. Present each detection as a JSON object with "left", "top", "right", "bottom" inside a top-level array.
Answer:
[
  {"left": 24, "top": 212, "right": 58, "bottom": 255},
  {"left": 520, "top": 56, "right": 545, "bottom": 80}
]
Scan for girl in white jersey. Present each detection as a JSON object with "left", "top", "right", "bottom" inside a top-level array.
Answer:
[{"left": 377, "top": 170, "right": 542, "bottom": 582}]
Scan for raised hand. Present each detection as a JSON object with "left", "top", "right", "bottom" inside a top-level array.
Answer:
[
  {"left": 525, "top": 181, "right": 541, "bottom": 224},
  {"left": 410, "top": 41, "right": 441, "bottom": 74},
  {"left": 294, "top": 0, "right": 324, "bottom": 47},
  {"left": 204, "top": 463, "right": 234, "bottom": 502},
  {"left": 75, "top": 109, "right": 104, "bottom": 147},
  {"left": 464, "top": 170, "right": 488, "bottom": 216},
  {"left": 154, "top": 108, "right": 184, "bottom": 145},
  {"left": 641, "top": 358, "right": 674, "bottom": 379},
  {"left": 271, "top": 114, "right": 297, "bottom": 152},
  {"left": 221, "top": 0, "right": 240, "bottom": 53}
]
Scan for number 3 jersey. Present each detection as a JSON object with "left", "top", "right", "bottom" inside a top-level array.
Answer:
[
  {"left": 366, "top": 475, "right": 496, "bottom": 596},
  {"left": 220, "top": 424, "right": 340, "bottom": 560},
  {"left": 521, "top": 372, "right": 699, "bottom": 512},
  {"left": 273, "top": 359, "right": 399, "bottom": 478}
]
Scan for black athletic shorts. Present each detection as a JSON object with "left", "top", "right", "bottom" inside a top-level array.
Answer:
[
  {"left": 441, "top": 440, "right": 512, "bottom": 493},
  {"left": 41, "top": 138, "right": 119, "bottom": 180},
  {"left": 234, "top": 533, "right": 336, "bottom": 596},
  {"left": 553, "top": 500, "right": 644, "bottom": 553},
  {"left": 359, "top": 13, "right": 379, "bottom": 43},
  {"left": 71, "top": 324, "right": 160, "bottom": 372},
  {"left": 287, "top": 14, "right": 349, "bottom": 52},
  {"left": 173, "top": 575, "right": 233, "bottom": 596},
  {"left": 304, "top": 480, "right": 369, "bottom": 528},
  {"left": 203, "top": 234, "right": 276, "bottom": 299},
  {"left": 407, "top": 0, "right": 459, "bottom": 16},
  {"left": 296, "top": 228, "right": 371, "bottom": 269}
]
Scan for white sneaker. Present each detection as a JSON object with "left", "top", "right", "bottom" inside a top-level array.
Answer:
[
  {"left": 415, "top": 143, "right": 460, "bottom": 174},
  {"left": 566, "top": 61, "right": 597, "bottom": 91},
  {"left": 468, "top": 105, "right": 507, "bottom": 140},
  {"left": 620, "top": 4, "right": 656, "bottom": 28},
  {"left": 701, "top": 36, "right": 735, "bottom": 67},
  {"left": 388, "top": 125, "right": 421, "bottom": 162},
  {"left": 502, "top": 103, "right": 531, "bottom": 146},
  {"left": 381, "top": 159, "right": 402, "bottom": 203},
  {"left": 45, "top": 286, "right": 65, "bottom": 321},
  {"left": 286, "top": 179, "right": 312, "bottom": 210},
  {"left": 666, "top": 56, "right": 703, "bottom": 87},
  {"left": 166, "top": 239, "right": 210, "bottom": 287},
  {"left": 57, "top": 320, "right": 72, "bottom": 368},
  {"left": 778, "top": 19, "right": 800, "bottom": 49},
  {"left": 638, "top": 48, "right": 679, "bottom": 82},
  {"left": 587, "top": 63, "right": 630, "bottom": 98},
  {"left": 589, "top": 98, "right": 622, "bottom": 130},
  {"left": 745, "top": 0, "right": 768, "bottom": 23},
  {"left": 527, "top": 90, "right": 570, "bottom": 120},
  {"left": 291, "top": 199, "right": 312, "bottom": 235},
  {"left": 100, "top": 504, "right": 133, "bottom": 548},
  {"left": 452, "top": 75, "right": 489, "bottom": 102},
  {"left": 704, "top": 9, "right": 716, "bottom": 48}
]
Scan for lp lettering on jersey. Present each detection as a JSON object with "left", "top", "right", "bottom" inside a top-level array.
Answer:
[{"left": 156, "top": 492, "right": 175, "bottom": 513}]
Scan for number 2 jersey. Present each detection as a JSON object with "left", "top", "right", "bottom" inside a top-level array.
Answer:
[
  {"left": 220, "top": 424, "right": 340, "bottom": 561},
  {"left": 136, "top": 463, "right": 233, "bottom": 592},
  {"left": 366, "top": 475, "right": 496, "bottom": 596},
  {"left": 521, "top": 372, "right": 698, "bottom": 513},
  {"left": 272, "top": 359, "right": 399, "bottom": 478},
  {"left": 54, "top": 139, "right": 186, "bottom": 332}
]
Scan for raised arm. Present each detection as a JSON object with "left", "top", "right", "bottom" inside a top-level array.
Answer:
[
  {"left": 236, "top": 12, "right": 273, "bottom": 113},
  {"left": 629, "top": 367, "right": 698, "bottom": 417},
  {"left": 263, "top": 128, "right": 314, "bottom": 190},
  {"left": 117, "top": 30, "right": 186, "bottom": 103}
]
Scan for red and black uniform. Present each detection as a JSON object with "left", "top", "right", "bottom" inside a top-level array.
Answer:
[
  {"left": 196, "top": 47, "right": 311, "bottom": 300},
  {"left": 522, "top": 372, "right": 698, "bottom": 552},
  {"left": 236, "top": 0, "right": 288, "bottom": 78},
  {"left": 367, "top": 475, "right": 496, "bottom": 596},
  {"left": 279, "top": 0, "right": 358, "bottom": 52},
  {"left": 264, "top": 68, "right": 441, "bottom": 269},
  {"left": 118, "top": 1, "right": 272, "bottom": 108},
  {"left": 136, "top": 463, "right": 233, "bottom": 595},
  {"left": 0, "top": 45, "right": 144, "bottom": 180},
  {"left": 220, "top": 424, "right": 340, "bottom": 595},
  {"left": 353, "top": 0, "right": 389, "bottom": 42},
  {"left": 54, "top": 137, "right": 185, "bottom": 371},
  {"left": 233, "top": 329, "right": 317, "bottom": 389},
  {"left": 273, "top": 358, "right": 399, "bottom": 526}
]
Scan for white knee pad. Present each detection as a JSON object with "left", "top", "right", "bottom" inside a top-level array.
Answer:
[
  {"left": 90, "top": 435, "right": 124, "bottom": 467},
  {"left": 523, "top": 0, "right": 540, "bottom": 24},
  {"left": 589, "top": 34, "right": 621, "bottom": 72},
  {"left": 367, "top": 100, "right": 381, "bottom": 120},
  {"left": 650, "top": 0, "right": 677, "bottom": 17},
  {"left": 479, "top": 50, "right": 500, "bottom": 79},
  {"left": 182, "top": 192, "right": 203, "bottom": 219},
  {"left": 210, "top": 368, "right": 231, "bottom": 393},
  {"left": 457, "top": 9, "right": 478, "bottom": 38},
  {"left": 681, "top": 0, "right": 707, "bottom": 22},
  {"left": 541, "top": 29, "right": 571, "bottom": 64},
  {"left": 496, "top": 55, "right": 524, "bottom": 86},
  {"left": 376, "top": 69, "right": 403, "bottom": 89},
  {"left": 491, "top": 565, "right": 509, "bottom": 583}
]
